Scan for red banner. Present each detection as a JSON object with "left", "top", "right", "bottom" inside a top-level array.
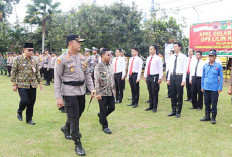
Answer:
[{"left": 190, "top": 20, "right": 232, "bottom": 56}]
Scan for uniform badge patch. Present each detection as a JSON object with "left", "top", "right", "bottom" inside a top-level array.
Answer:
[{"left": 57, "top": 59, "right": 61, "bottom": 64}]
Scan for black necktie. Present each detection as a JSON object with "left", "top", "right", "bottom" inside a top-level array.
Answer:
[
  {"left": 173, "top": 55, "right": 178, "bottom": 75},
  {"left": 195, "top": 60, "right": 200, "bottom": 76}
]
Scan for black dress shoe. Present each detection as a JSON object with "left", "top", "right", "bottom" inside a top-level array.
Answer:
[
  {"left": 184, "top": 98, "right": 190, "bottom": 101},
  {"left": 115, "top": 100, "right": 121, "bottom": 104},
  {"left": 17, "top": 113, "right": 23, "bottom": 121},
  {"left": 145, "top": 107, "right": 153, "bottom": 111},
  {"left": 133, "top": 104, "right": 138, "bottom": 108},
  {"left": 26, "top": 120, "right": 35, "bottom": 125},
  {"left": 44, "top": 83, "right": 50, "bottom": 86},
  {"left": 103, "top": 128, "right": 112, "bottom": 134},
  {"left": 175, "top": 114, "right": 181, "bottom": 118},
  {"left": 167, "top": 112, "right": 176, "bottom": 116},
  {"left": 189, "top": 107, "right": 197, "bottom": 109},
  {"left": 152, "top": 108, "right": 157, "bottom": 113},
  {"left": 75, "top": 140, "right": 86, "bottom": 156},
  {"left": 128, "top": 98, "right": 132, "bottom": 100},
  {"left": 61, "top": 127, "right": 72, "bottom": 140},
  {"left": 127, "top": 103, "right": 134, "bottom": 106},
  {"left": 145, "top": 100, "right": 150, "bottom": 103},
  {"left": 166, "top": 96, "right": 171, "bottom": 98}
]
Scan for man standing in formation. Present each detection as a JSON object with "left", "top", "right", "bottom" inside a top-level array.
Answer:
[
  {"left": 167, "top": 42, "right": 187, "bottom": 118},
  {"left": 90, "top": 47, "right": 101, "bottom": 82},
  {"left": 200, "top": 50, "right": 223, "bottom": 124},
  {"left": 112, "top": 48, "right": 126, "bottom": 103},
  {"left": 144, "top": 45, "right": 163, "bottom": 113},
  {"left": 189, "top": 50, "right": 205, "bottom": 110},
  {"left": 127, "top": 48, "right": 143, "bottom": 108},
  {"left": 166, "top": 50, "right": 174, "bottom": 98},
  {"left": 185, "top": 48, "right": 195, "bottom": 102},
  {"left": 95, "top": 48, "right": 116, "bottom": 134},
  {"left": 11, "top": 43, "right": 43, "bottom": 125},
  {"left": 51, "top": 52, "right": 57, "bottom": 83},
  {"left": 7, "top": 52, "right": 13, "bottom": 77},
  {"left": 54, "top": 34, "right": 95, "bottom": 156},
  {"left": 43, "top": 50, "right": 51, "bottom": 86},
  {"left": 84, "top": 48, "right": 92, "bottom": 95}
]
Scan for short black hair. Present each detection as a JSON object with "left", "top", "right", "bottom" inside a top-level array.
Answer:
[
  {"left": 196, "top": 50, "right": 202, "bottom": 55},
  {"left": 210, "top": 49, "right": 217, "bottom": 53},
  {"left": 150, "top": 45, "right": 158, "bottom": 52},
  {"left": 100, "top": 48, "right": 110, "bottom": 56},
  {"left": 170, "top": 50, "right": 174, "bottom": 54},
  {"left": 132, "top": 47, "right": 139, "bottom": 53},
  {"left": 115, "top": 48, "right": 122, "bottom": 52},
  {"left": 189, "top": 48, "right": 195, "bottom": 52},
  {"left": 173, "top": 42, "right": 182, "bottom": 49}
]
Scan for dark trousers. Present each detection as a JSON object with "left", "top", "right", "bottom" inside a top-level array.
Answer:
[
  {"left": 7, "top": 66, "right": 12, "bottom": 76},
  {"left": 98, "top": 96, "right": 115, "bottom": 129},
  {"left": 114, "top": 72, "right": 124, "bottom": 101},
  {"left": 204, "top": 90, "right": 219, "bottom": 115},
  {"left": 170, "top": 75, "right": 184, "bottom": 114},
  {"left": 166, "top": 71, "right": 171, "bottom": 97},
  {"left": 191, "top": 76, "right": 203, "bottom": 109},
  {"left": 129, "top": 73, "right": 140, "bottom": 105},
  {"left": 40, "top": 68, "right": 43, "bottom": 78},
  {"left": 17, "top": 86, "right": 37, "bottom": 122},
  {"left": 146, "top": 74, "right": 160, "bottom": 109},
  {"left": 91, "top": 71, "right": 95, "bottom": 85},
  {"left": 50, "top": 68, "right": 54, "bottom": 81},
  {"left": 44, "top": 68, "right": 51, "bottom": 84},
  {"left": 186, "top": 73, "right": 192, "bottom": 100},
  {"left": 122, "top": 79, "right": 125, "bottom": 90},
  {"left": 63, "top": 95, "right": 85, "bottom": 140}
]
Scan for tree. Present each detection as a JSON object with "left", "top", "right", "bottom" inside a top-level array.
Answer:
[{"left": 24, "top": 0, "right": 61, "bottom": 52}]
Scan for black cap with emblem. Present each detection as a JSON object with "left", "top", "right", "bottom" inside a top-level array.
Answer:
[
  {"left": 66, "top": 34, "right": 85, "bottom": 43},
  {"left": 24, "top": 43, "right": 34, "bottom": 48}
]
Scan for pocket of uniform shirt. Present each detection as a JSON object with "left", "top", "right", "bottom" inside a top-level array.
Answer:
[{"left": 67, "top": 63, "right": 75, "bottom": 72}]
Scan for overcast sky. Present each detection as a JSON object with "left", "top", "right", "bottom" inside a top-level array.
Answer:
[{"left": 8, "top": 0, "right": 231, "bottom": 36}]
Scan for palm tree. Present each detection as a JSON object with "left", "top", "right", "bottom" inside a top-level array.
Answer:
[{"left": 24, "top": 0, "right": 61, "bottom": 52}]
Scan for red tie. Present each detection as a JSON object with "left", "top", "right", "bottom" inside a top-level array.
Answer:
[
  {"left": 115, "top": 57, "right": 118, "bottom": 73},
  {"left": 129, "top": 57, "right": 134, "bottom": 76},
  {"left": 147, "top": 56, "right": 153, "bottom": 75},
  {"left": 187, "top": 57, "right": 192, "bottom": 74}
]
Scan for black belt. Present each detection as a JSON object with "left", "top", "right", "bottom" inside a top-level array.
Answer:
[
  {"left": 148, "top": 74, "right": 159, "bottom": 77},
  {"left": 63, "top": 81, "right": 84, "bottom": 86},
  {"left": 114, "top": 72, "right": 122, "bottom": 75},
  {"left": 192, "top": 76, "right": 202, "bottom": 79}
]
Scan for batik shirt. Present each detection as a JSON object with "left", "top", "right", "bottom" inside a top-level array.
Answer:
[
  {"left": 11, "top": 54, "right": 42, "bottom": 88},
  {"left": 94, "top": 61, "right": 115, "bottom": 96}
]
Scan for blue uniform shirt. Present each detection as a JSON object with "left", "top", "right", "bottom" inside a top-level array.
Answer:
[{"left": 201, "top": 62, "right": 223, "bottom": 91}]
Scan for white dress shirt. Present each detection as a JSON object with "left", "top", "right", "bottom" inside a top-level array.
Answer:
[
  {"left": 144, "top": 54, "right": 163, "bottom": 79},
  {"left": 186, "top": 55, "right": 196, "bottom": 74},
  {"left": 189, "top": 59, "right": 206, "bottom": 82},
  {"left": 127, "top": 56, "right": 143, "bottom": 81},
  {"left": 167, "top": 52, "right": 188, "bottom": 82},
  {"left": 112, "top": 56, "right": 126, "bottom": 78}
]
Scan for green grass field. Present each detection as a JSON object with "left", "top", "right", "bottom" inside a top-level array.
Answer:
[{"left": 1, "top": 75, "right": 232, "bottom": 157}]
